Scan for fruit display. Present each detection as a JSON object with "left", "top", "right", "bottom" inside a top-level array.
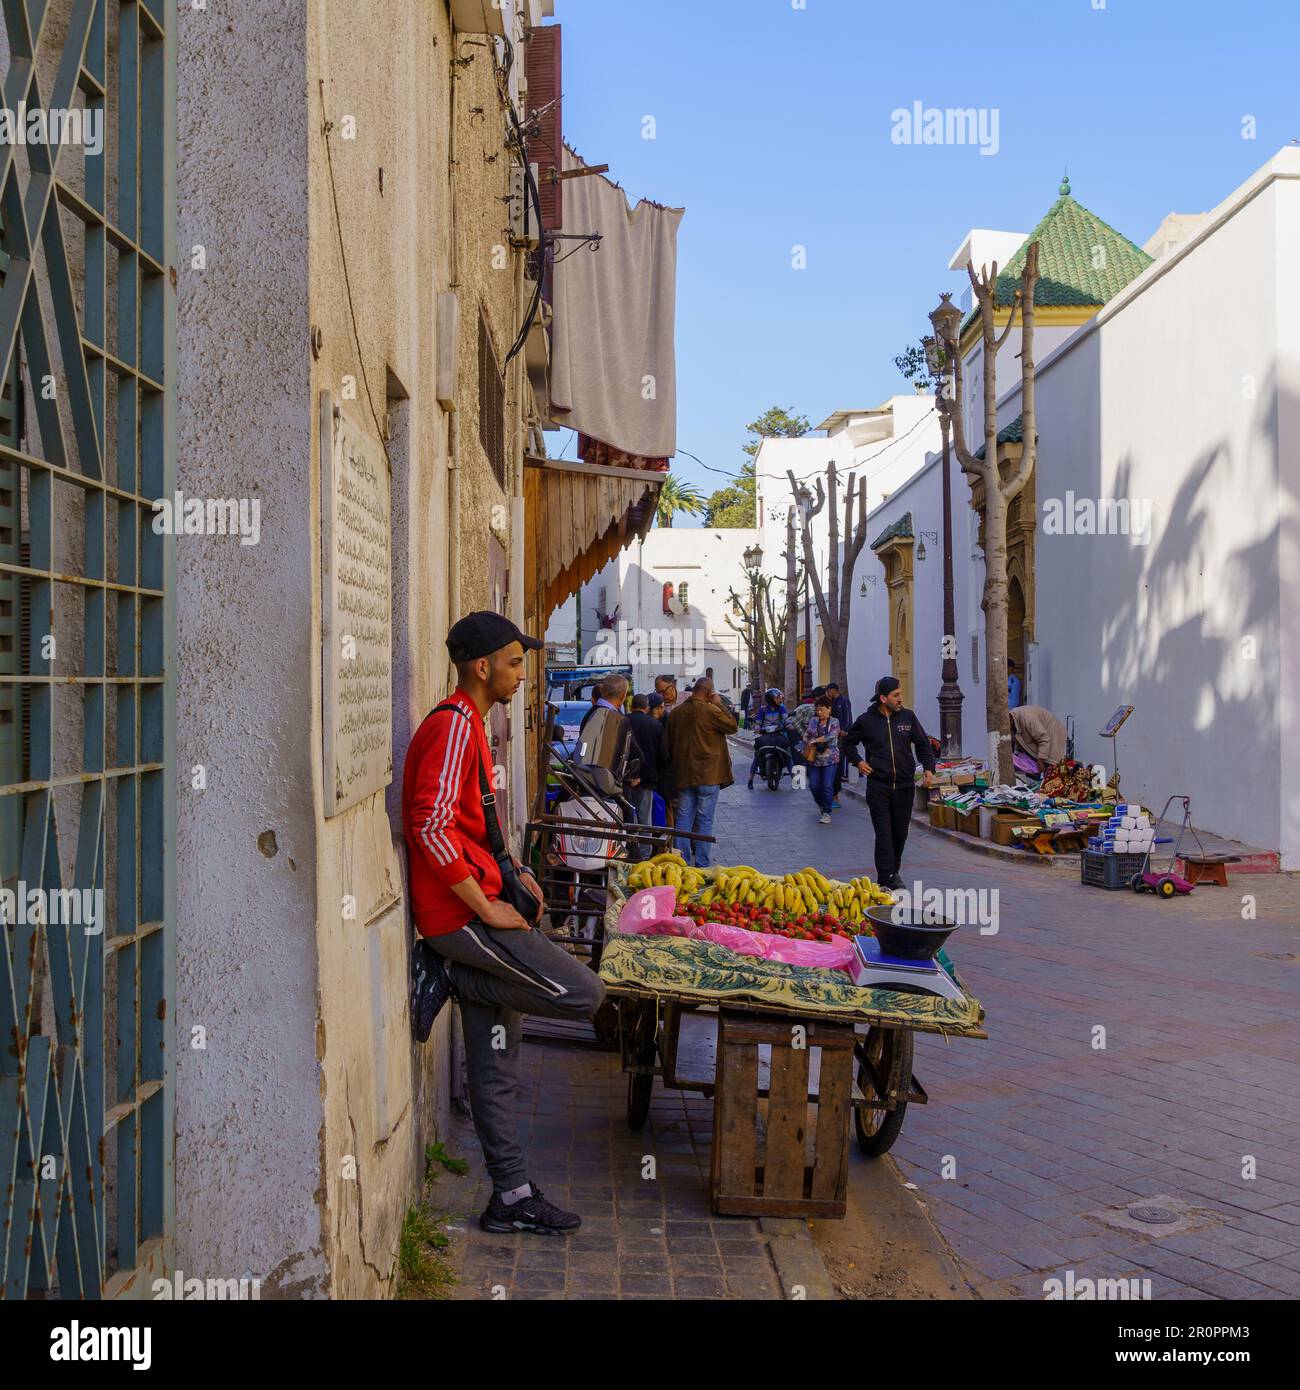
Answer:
[
  {"left": 626, "top": 852, "right": 892, "bottom": 928},
  {"left": 677, "top": 897, "right": 851, "bottom": 943},
  {"left": 626, "top": 851, "right": 712, "bottom": 895}
]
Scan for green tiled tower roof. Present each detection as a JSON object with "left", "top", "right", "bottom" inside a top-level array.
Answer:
[
  {"left": 974, "top": 414, "right": 1025, "bottom": 461},
  {"left": 870, "top": 511, "right": 913, "bottom": 551},
  {"left": 963, "top": 176, "right": 1153, "bottom": 329}
]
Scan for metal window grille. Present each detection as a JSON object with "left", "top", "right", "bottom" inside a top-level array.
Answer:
[
  {"left": 478, "top": 309, "right": 505, "bottom": 488},
  {"left": 1, "top": 0, "right": 174, "bottom": 1299}
]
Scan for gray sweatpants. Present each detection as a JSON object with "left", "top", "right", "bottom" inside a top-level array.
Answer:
[{"left": 428, "top": 921, "right": 607, "bottom": 1192}]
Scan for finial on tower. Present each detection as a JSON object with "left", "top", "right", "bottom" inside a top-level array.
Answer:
[{"left": 1060, "top": 171, "right": 1071, "bottom": 197}]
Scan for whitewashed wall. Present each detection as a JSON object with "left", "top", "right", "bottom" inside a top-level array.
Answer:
[{"left": 986, "top": 150, "right": 1298, "bottom": 863}]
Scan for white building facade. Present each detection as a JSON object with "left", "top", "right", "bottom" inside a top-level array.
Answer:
[
  {"left": 753, "top": 396, "right": 943, "bottom": 705},
  {"left": 546, "top": 526, "right": 764, "bottom": 696},
  {"left": 886, "top": 149, "right": 1299, "bottom": 865}
]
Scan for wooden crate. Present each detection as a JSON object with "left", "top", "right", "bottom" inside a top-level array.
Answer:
[
  {"left": 710, "top": 1010, "right": 856, "bottom": 1218},
  {"left": 951, "top": 806, "right": 980, "bottom": 836},
  {"left": 991, "top": 812, "right": 1039, "bottom": 846}
]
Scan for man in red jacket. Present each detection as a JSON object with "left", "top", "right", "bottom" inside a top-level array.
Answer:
[{"left": 403, "top": 611, "right": 605, "bottom": 1236}]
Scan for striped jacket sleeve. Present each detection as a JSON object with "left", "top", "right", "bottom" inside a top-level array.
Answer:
[{"left": 410, "top": 710, "right": 474, "bottom": 886}]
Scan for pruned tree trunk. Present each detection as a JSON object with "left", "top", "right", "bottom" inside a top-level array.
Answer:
[
  {"left": 782, "top": 509, "right": 798, "bottom": 697},
  {"left": 948, "top": 241, "right": 1041, "bottom": 786},
  {"left": 788, "top": 463, "right": 870, "bottom": 694}
]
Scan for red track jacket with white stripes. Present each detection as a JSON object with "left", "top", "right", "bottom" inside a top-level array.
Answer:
[{"left": 402, "top": 689, "right": 504, "bottom": 936}]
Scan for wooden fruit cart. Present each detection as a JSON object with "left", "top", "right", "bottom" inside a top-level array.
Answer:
[{"left": 607, "top": 967, "right": 985, "bottom": 1218}]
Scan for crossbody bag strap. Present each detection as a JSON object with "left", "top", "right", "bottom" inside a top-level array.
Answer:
[{"left": 431, "top": 701, "right": 508, "bottom": 858}]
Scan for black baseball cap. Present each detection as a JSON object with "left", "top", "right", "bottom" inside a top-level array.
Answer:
[{"left": 446, "top": 611, "right": 543, "bottom": 663}]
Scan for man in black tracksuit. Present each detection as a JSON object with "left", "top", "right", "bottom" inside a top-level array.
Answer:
[{"left": 841, "top": 676, "right": 936, "bottom": 888}]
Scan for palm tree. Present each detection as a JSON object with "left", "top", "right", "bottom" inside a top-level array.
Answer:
[{"left": 655, "top": 474, "right": 704, "bottom": 528}]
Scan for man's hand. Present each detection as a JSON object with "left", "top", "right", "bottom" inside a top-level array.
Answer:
[
  {"left": 518, "top": 866, "right": 545, "bottom": 906},
  {"left": 481, "top": 899, "right": 533, "bottom": 931},
  {"left": 857, "top": 760, "right": 873, "bottom": 776}
]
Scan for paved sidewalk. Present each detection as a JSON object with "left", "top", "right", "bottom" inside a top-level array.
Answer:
[
  {"left": 444, "top": 1045, "right": 790, "bottom": 1300},
  {"left": 718, "top": 757, "right": 1300, "bottom": 1300}
]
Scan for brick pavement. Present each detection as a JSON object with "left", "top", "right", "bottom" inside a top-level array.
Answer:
[
  {"left": 445, "top": 1045, "right": 786, "bottom": 1300},
  {"left": 715, "top": 759, "right": 1300, "bottom": 1300},
  {"left": 442, "top": 757, "right": 1299, "bottom": 1301}
]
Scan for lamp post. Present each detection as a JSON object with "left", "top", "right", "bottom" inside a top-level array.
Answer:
[
  {"left": 926, "top": 292, "right": 965, "bottom": 759},
  {"left": 795, "top": 484, "right": 813, "bottom": 699},
  {"left": 742, "top": 542, "right": 763, "bottom": 712}
]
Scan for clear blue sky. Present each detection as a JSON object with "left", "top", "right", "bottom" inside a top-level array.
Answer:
[{"left": 553, "top": 0, "right": 1298, "bottom": 517}]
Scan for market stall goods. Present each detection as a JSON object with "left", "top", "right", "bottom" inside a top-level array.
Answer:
[{"left": 627, "top": 851, "right": 894, "bottom": 925}]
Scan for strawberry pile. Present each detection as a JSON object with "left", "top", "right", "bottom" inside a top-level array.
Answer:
[{"left": 677, "top": 898, "right": 859, "bottom": 944}]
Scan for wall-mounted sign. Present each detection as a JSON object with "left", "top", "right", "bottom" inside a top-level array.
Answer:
[{"left": 321, "top": 393, "right": 393, "bottom": 817}]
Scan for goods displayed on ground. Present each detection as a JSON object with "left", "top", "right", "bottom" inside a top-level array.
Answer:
[{"left": 926, "top": 757, "right": 1137, "bottom": 857}]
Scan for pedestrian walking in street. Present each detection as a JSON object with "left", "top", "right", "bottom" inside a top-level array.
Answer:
[
  {"left": 402, "top": 611, "right": 605, "bottom": 1237},
  {"left": 654, "top": 673, "right": 678, "bottom": 714},
  {"left": 627, "top": 692, "right": 669, "bottom": 859},
  {"left": 802, "top": 695, "right": 842, "bottom": 824},
  {"left": 579, "top": 672, "right": 627, "bottom": 732},
  {"left": 827, "top": 680, "right": 852, "bottom": 807},
  {"left": 664, "top": 676, "right": 737, "bottom": 867},
  {"left": 841, "top": 676, "right": 936, "bottom": 888},
  {"left": 648, "top": 691, "right": 676, "bottom": 827}
]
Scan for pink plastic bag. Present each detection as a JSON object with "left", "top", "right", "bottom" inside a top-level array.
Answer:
[{"left": 617, "top": 887, "right": 857, "bottom": 973}]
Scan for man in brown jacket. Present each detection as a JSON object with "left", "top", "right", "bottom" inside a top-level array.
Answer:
[{"left": 664, "top": 677, "right": 737, "bottom": 867}]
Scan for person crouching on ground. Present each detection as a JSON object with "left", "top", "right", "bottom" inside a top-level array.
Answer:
[
  {"left": 841, "top": 676, "right": 935, "bottom": 889},
  {"left": 402, "top": 611, "right": 606, "bottom": 1237},
  {"left": 802, "top": 695, "right": 842, "bottom": 824}
]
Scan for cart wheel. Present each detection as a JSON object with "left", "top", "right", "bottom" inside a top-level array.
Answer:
[
  {"left": 1157, "top": 876, "right": 1177, "bottom": 899},
  {"left": 1131, "top": 874, "right": 1145, "bottom": 893},
  {"left": 854, "top": 1027, "right": 913, "bottom": 1157},
  {"left": 624, "top": 998, "right": 658, "bottom": 1131}
]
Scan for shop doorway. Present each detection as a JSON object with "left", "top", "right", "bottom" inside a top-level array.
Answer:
[{"left": 1008, "top": 575, "right": 1027, "bottom": 699}]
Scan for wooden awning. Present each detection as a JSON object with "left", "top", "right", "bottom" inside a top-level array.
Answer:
[{"left": 523, "top": 454, "right": 662, "bottom": 628}]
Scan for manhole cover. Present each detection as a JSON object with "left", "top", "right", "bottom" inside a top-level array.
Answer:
[{"left": 1128, "top": 1205, "right": 1179, "bottom": 1225}]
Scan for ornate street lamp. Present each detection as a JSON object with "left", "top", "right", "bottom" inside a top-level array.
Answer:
[{"left": 927, "top": 293, "right": 966, "bottom": 759}]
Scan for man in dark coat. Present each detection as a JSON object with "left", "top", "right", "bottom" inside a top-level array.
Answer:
[
  {"left": 627, "top": 693, "right": 669, "bottom": 859},
  {"left": 841, "top": 676, "right": 935, "bottom": 888}
]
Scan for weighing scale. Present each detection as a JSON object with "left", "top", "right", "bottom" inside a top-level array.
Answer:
[{"left": 849, "top": 935, "right": 966, "bottom": 1003}]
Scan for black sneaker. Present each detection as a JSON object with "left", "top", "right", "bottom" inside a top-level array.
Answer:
[{"left": 479, "top": 1185, "right": 581, "bottom": 1236}]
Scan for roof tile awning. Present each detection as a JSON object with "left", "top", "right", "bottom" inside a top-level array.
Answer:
[{"left": 523, "top": 456, "right": 659, "bottom": 624}]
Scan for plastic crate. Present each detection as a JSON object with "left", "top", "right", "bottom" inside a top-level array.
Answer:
[{"left": 1080, "top": 849, "right": 1147, "bottom": 890}]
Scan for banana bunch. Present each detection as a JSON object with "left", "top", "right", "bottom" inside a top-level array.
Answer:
[
  {"left": 691, "top": 864, "right": 894, "bottom": 923},
  {"left": 627, "top": 850, "right": 712, "bottom": 895}
]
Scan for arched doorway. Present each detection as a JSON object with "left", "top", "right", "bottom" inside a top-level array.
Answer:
[
  {"left": 1008, "top": 574, "right": 1026, "bottom": 702},
  {"left": 1007, "top": 576, "right": 1026, "bottom": 667},
  {"left": 894, "top": 594, "right": 913, "bottom": 707}
]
